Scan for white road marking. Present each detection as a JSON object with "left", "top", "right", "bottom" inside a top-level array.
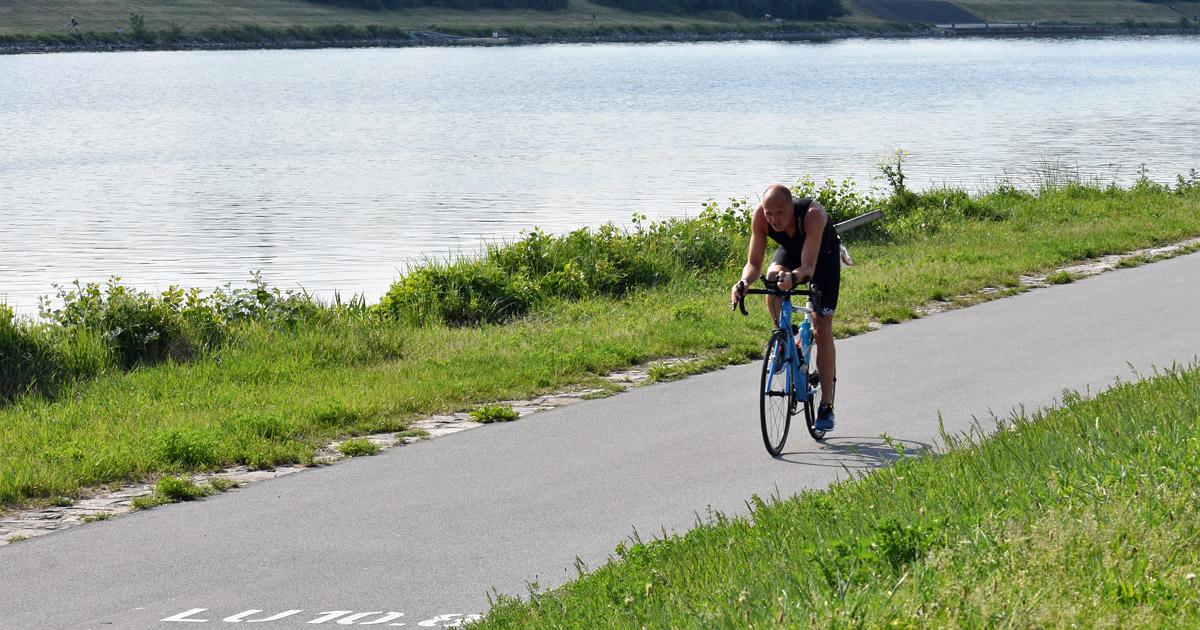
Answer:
[
  {"left": 162, "top": 609, "right": 210, "bottom": 622},
  {"left": 159, "top": 608, "right": 473, "bottom": 626},
  {"left": 307, "top": 611, "right": 355, "bottom": 624},
  {"left": 223, "top": 610, "right": 305, "bottom": 623}
]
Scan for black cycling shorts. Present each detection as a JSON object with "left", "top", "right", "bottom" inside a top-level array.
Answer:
[{"left": 770, "top": 245, "right": 841, "bottom": 316}]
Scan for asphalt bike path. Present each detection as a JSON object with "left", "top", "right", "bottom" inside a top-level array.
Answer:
[{"left": 3, "top": 252, "right": 1198, "bottom": 629}]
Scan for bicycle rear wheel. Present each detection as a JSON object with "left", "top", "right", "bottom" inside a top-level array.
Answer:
[
  {"left": 759, "top": 329, "right": 792, "bottom": 457},
  {"left": 803, "top": 366, "right": 827, "bottom": 441}
]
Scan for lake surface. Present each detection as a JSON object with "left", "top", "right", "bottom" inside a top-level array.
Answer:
[{"left": 2, "top": 36, "right": 1199, "bottom": 312}]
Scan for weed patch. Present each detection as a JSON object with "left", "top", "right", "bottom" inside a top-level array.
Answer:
[
  {"left": 132, "top": 476, "right": 230, "bottom": 510},
  {"left": 338, "top": 438, "right": 380, "bottom": 457},
  {"left": 1045, "top": 270, "right": 1074, "bottom": 284},
  {"left": 470, "top": 404, "right": 520, "bottom": 424}
]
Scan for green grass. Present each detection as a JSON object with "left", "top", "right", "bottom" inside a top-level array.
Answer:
[
  {"left": 1, "top": 176, "right": 1199, "bottom": 508},
  {"left": 476, "top": 364, "right": 1200, "bottom": 627}
]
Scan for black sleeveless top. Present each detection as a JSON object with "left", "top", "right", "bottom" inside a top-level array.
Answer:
[{"left": 766, "top": 198, "right": 840, "bottom": 261}]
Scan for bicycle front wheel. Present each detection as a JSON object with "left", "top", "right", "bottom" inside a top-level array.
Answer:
[
  {"left": 759, "top": 329, "right": 792, "bottom": 457},
  {"left": 803, "top": 367, "right": 827, "bottom": 441}
]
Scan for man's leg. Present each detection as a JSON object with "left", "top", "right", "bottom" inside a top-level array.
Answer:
[
  {"left": 764, "top": 263, "right": 788, "bottom": 324},
  {"left": 811, "top": 311, "right": 836, "bottom": 406}
]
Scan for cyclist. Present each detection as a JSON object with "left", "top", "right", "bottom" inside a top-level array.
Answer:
[{"left": 730, "top": 184, "right": 845, "bottom": 431}]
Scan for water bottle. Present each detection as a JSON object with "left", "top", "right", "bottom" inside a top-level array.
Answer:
[{"left": 798, "top": 316, "right": 813, "bottom": 366}]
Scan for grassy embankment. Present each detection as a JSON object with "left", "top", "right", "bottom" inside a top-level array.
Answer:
[
  {"left": 2, "top": 167, "right": 1199, "bottom": 510},
  {"left": 955, "top": 0, "right": 1200, "bottom": 26},
  {"left": 2, "top": 0, "right": 1194, "bottom": 48},
  {"left": 476, "top": 361, "right": 1200, "bottom": 627},
  {"left": 0, "top": 0, "right": 883, "bottom": 45}
]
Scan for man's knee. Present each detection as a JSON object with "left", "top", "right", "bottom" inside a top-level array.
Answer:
[{"left": 811, "top": 313, "right": 834, "bottom": 341}]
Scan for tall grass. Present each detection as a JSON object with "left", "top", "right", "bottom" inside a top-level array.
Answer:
[
  {"left": 2, "top": 167, "right": 1199, "bottom": 506},
  {"left": 477, "top": 364, "right": 1200, "bottom": 627}
]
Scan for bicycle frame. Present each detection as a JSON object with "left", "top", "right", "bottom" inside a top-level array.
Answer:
[
  {"left": 763, "top": 295, "right": 818, "bottom": 403},
  {"left": 738, "top": 276, "right": 818, "bottom": 403},
  {"left": 736, "top": 274, "right": 827, "bottom": 453}
]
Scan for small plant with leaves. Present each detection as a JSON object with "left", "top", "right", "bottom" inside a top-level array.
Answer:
[
  {"left": 1046, "top": 271, "right": 1074, "bottom": 284},
  {"left": 877, "top": 149, "right": 910, "bottom": 195},
  {"left": 155, "top": 476, "right": 211, "bottom": 502},
  {"left": 470, "top": 404, "right": 520, "bottom": 424},
  {"left": 338, "top": 438, "right": 380, "bottom": 457}
]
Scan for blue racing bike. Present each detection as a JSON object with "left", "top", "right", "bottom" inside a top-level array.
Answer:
[{"left": 734, "top": 275, "right": 826, "bottom": 456}]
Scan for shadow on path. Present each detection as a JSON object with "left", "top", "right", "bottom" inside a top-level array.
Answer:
[{"left": 776, "top": 435, "right": 934, "bottom": 469}]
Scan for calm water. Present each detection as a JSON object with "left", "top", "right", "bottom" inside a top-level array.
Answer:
[{"left": 2, "top": 37, "right": 1199, "bottom": 312}]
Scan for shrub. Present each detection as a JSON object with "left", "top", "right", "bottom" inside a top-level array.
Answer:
[
  {"left": 378, "top": 212, "right": 744, "bottom": 326},
  {"left": 379, "top": 260, "right": 537, "bottom": 326}
]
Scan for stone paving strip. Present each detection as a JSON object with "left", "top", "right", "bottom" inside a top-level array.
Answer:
[{"left": 2, "top": 236, "right": 1197, "bottom": 546}]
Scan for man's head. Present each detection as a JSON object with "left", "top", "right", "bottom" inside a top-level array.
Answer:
[{"left": 762, "top": 184, "right": 794, "bottom": 232}]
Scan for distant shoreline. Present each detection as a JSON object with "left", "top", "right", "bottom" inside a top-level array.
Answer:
[{"left": 2, "top": 24, "right": 1196, "bottom": 56}]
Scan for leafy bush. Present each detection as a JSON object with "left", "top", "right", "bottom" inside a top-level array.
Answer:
[
  {"left": 378, "top": 207, "right": 749, "bottom": 326},
  {"left": 379, "top": 260, "right": 538, "bottom": 327},
  {"left": 792, "top": 175, "right": 876, "bottom": 224},
  {"left": 36, "top": 273, "right": 326, "bottom": 370}
]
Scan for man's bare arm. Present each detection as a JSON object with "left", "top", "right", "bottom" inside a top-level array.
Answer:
[
  {"left": 731, "top": 205, "right": 768, "bottom": 304},
  {"left": 741, "top": 206, "right": 769, "bottom": 284},
  {"left": 794, "top": 202, "right": 828, "bottom": 281}
]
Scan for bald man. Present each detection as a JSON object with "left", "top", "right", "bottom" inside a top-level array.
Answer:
[{"left": 730, "top": 184, "right": 842, "bottom": 431}]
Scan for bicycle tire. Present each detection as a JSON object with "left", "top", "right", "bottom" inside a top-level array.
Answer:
[
  {"left": 759, "top": 329, "right": 792, "bottom": 457},
  {"left": 803, "top": 367, "right": 827, "bottom": 441}
]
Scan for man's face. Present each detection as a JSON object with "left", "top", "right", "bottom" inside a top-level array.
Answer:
[{"left": 763, "top": 198, "right": 792, "bottom": 232}]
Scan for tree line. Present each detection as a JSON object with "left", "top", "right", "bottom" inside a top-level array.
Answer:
[
  {"left": 307, "top": 0, "right": 568, "bottom": 11},
  {"left": 305, "top": 0, "right": 844, "bottom": 17}
]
